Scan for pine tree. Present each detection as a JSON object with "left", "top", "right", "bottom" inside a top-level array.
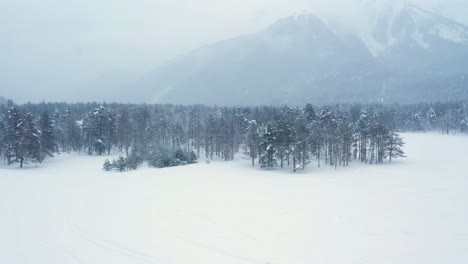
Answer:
[
  {"left": 356, "top": 109, "right": 370, "bottom": 163},
  {"left": 244, "top": 120, "right": 260, "bottom": 167},
  {"left": 39, "top": 111, "right": 56, "bottom": 159},
  {"left": 85, "top": 106, "right": 109, "bottom": 155},
  {"left": 63, "top": 107, "right": 82, "bottom": 152},
  {"left": 105, "top": 110, "right": 117, "bottom": 155},
  {"left": 116, "top": 107, "right": 132, "bottom": 156},
  {"left": 132, "top": 106, "right": 151, "bottom": 156},
  {"left": 276, "top": 110, "right": 294, "bottom": 168},
  {"left": 114, "top": 156, "right": 127, "bottom": 172},
  {"left": 385, "top": 132, "right": 406, "bottom": 162},
  {"left": 17, "top": 113, "right": 42, "bottom": 167},
  {"left": 0, "top": 118, "right": 5, "bottom": 159},
  {"left": 291, "top": 113, "right": 310, "bottom": 172},
  {"left": 259, "top": 123, "right": 277, "bottom": 169},
  {"left": 2, "top": 106, "right": 22, "bottom": 165},
  {"left": 427, "top": 107, "right": 437, "bottom": 130},
  {"left": 103, "top": 159, "right": 113, "bottom": 171}
]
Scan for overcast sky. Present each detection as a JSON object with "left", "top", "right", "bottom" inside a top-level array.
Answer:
[{"left": 1, "top": 0, "right": 467, "bottom": 103}]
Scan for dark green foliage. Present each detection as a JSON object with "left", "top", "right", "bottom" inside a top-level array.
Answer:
[
  {"left": 244, "top": 120, "right": 260, "bottom": 167},
  {"left": 174, "top": 149, "right": 197, "bottom": 164},
  {"left": 84, "top": 105, "right": 115, "bottom": 156},
  {"left": 125, "top": 151, "right": 144, "bottom": 170},
  {"left": 103, "top": 154, "right": 142, "bottom": 172},
  {"left": 1, "top": 106, "right": 22, "bottom": 165},
  {"left": 11, "top": 100, "right": 463, "bottom": 172},
  {"left": 114, "top": 156, "right": 127, "bottom": 172},
  {"left": 103, "top": 159, "right": 113, "bottom": 171},
  {"left": 39, "top": 111, "right": 56, "bottom": 159},
  {"left": 148, "top": 150, "right": 173, "bottom": 168},
  {"left": 17, "top": 113, "right": 42, "bottom": 167},
  {"left": 148, "top": 148, "right": 198, "bottom": 169},
  {"left": 259, "top": 123, "right": 277, "bottom": 169},
  {"left": 63, "top": 107, "right": 82, "bottom": 152},
  {"left": 385, "top": 132, "right": 406, "bottom": 162}
]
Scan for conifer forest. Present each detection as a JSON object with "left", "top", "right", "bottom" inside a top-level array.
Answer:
[{"left": 3, "top": 100, "right": 466, "bottom": 171}]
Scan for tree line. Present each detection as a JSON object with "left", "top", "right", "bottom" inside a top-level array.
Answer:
[{"left": 0, "top": 100, "right": 416, "bottom": 171}]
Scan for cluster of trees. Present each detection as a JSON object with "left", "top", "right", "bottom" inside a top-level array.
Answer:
[
  {"left": 0, "top": 105, "right": 56, "bottom": 167},
  {"left": 244, "top": 105, "right": 406, "bottom": 171},
  {"left": 390, "top": 102, "right": 468, "bottom": 134},
  {"left": 0, "top": 99, "right": 412, "bottom": 172}
]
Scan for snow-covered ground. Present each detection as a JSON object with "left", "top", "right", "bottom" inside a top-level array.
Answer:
[{"left": 1, "top": 133, "right": 468, "bottom": 264}]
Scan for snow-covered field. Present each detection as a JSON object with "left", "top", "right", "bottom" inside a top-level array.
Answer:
[{"left": 1, "top": 133, "right": 468, "bottom": 264}]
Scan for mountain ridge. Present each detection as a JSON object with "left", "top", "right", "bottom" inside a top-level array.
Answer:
[{"left": 133, "top": 1, "right": 468, "bottom": 105}]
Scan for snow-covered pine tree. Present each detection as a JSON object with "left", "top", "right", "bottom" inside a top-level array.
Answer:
[
  {"left": 2, "top": 106, "right": 22, "bottom": 165},
  {"left": 63, "top": 107, "right": 82, "bottom": 152},
  {"left": 384, "top": 132, "right": 406, "bottom": 162},
  {"left": 85, "top": 106, "right": 109, "bottom": 155},
  {"left": 52, "top": 109, "right": 65, "bottom": 150},
  {"left": 132, "top": 106, "right": 151, "bottom": 156},
  {"left": 39, "top": 111, "right": 56, "bottom": 159},
  {"left": 116, "top": 106, "right": 132, "bottom": 156},
  {"left": 17, "top": 112, "right": 42, "bottom": 167},
  {"left": 305, "top": 105, "right": 323, "bottom": 168},
  {"left": 114, "top": 156, "right": 127, "bottom": 172},
  {"left": 356, "top": 108, "right": 370, "bottom": 163},
  {"left": 336, "top": 111, "right": 353, "bottom": 167},
  {"left": 105, "top": 110, "right": 117, "bottom": 155},
  {"left": 205, "top": 114, "right": 218, "bottom": 160},
  {"left": 369, "top": 112, "right": 389, "bottom": 164},
  {"left": 244, "top": 120, "right": 260, "bottom": 167},
  {"left": 319, "top": 107, "right": 338, "bottom": 167},
  {"left": 0, "top": 117, "right": 5, "bottom": 159},
  {"left": 103, "top": 159, "right": 113, "bottom": 171},
  {"left": 276, "top": 107, "right": 295, "bottom": 168},
  {"left": 426, "top": 107, "right": 437, "bottom": 130},
  {"left": 219, "top": 109, "right": 235, "bottom": 161},
  {"left": 291, "top": 112, "right": 310, "bottom": 172},
  {"left": 259, "top": 123, "right": 277, "bottom": 169}
]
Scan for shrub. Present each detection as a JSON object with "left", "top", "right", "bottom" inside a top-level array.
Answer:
[
  {"left": 126, "top": 151, "right": 143, "bottom": 170},
  {"left": 114, "top": 156, "right": 127, "bottom": 172},
  {"left": 147, "top": 148, "right": 198, "bottom": 168},
  {"left": 103, "top": 159, "right": 113, "bottom": 171}
]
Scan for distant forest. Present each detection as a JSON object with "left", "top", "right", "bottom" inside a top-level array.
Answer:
[{"left": 1, "top": 100, "right": 466, "bottom": 171}]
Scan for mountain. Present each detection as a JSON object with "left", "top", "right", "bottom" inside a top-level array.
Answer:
[{"left": 134, "top": 0, "right": 468, "bottom": 105}]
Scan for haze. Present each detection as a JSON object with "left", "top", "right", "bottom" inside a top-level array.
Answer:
[{"left": 1, "top": 0, "right": 467, "bottom": 103}]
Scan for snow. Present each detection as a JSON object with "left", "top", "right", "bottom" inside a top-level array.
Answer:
[
  {"left": 355, "top": 0, "right": 468, "bottom": 55},
  {"left": 429, "top": 23, "right": 468, "bottom": 44},
  {"left": 411, "top": 30, "right": 431, "bottom": 49},
  {"left": 360, "top": 33, "right": 386, "bottom": 56},
  {"left": 1, "top": 133, "right": 468, "bottom": 264}
]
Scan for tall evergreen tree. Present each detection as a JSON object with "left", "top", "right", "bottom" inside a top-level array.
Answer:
[
  {"left": 39, "top": 111, "right": 56, "bottom": 158},
  {"left": 17, "top": 113, "right": 42, "bottom": 167},
  {"left": 63, "top": 107, "right": 82, "bottom": 152},
  {"left": 2, "top": 106, "right": 22, "bottom": 165},
  {"left": 385, "top": 132, "right": 406, "bottom": 162},
  {"left": 259, "top": 123, "right": 277, "bottom": 169},
  {"left": 116, "top": 106, "right": 132, "bottom": 156},
  {"left": 244, "top": 120, "right": 260, "bottom": 167}
]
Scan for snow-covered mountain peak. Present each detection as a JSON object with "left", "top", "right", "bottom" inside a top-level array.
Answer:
[
  {"left": 351, "top": 0, "right": 468, "bottom": 55},
  {"left": 265, "top": 0, "right": 468, "bottom": 56}
]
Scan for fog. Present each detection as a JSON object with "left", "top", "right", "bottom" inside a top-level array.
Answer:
[{"left": 1, "top": 0, "right": 467, "bottom": 103}]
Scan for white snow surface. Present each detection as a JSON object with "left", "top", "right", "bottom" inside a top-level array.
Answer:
[{"left": 1, "top": 133, "right": 468, "bottom": 264}]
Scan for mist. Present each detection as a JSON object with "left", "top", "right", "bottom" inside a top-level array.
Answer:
[{"left": 1, "top": 0, "right": 467, "bottom": 103}]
